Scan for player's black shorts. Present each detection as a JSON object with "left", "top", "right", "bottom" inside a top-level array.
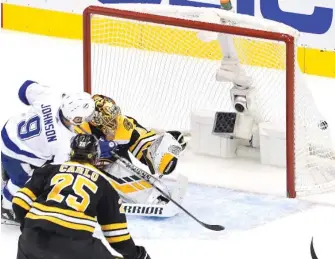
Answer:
[{"left": 17, "top": 227, "right": 115, "bottom": 259}]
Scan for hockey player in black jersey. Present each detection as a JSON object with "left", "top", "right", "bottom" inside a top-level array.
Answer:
[{"left": 12, "top": 134, "right": 151, "bottom": 259}]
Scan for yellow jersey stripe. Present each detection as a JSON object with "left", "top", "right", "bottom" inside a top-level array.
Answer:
[
  {"left": 25, "top": 212, "right": 95, "bottom": 232},
  {"left": 32, "top": 203, "right": 96, "bottom": 221},
  {"left": 101, "top": 223, "right": 127, "bottom": 231},
  {"left": 20, "top": 188, "right": 37, "bottom": 201},
  {"left": 136, "top": 141, "right": 153, "bottom": 160},
  {"left": 129, "top": 131, "right": 156, "bottom": 153},
  {"left": 12, "top": 197, "right": 31, "bottom": 211},
  {"left": 106, "top": 234, "right": 131, "bottom": 243}
]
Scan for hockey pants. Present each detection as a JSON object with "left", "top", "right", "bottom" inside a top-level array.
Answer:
[{"left": 1, "top": 153, "right": 34, "bottom": 209}]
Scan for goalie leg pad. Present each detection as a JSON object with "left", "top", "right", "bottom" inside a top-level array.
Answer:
[
  {"left": 101, "top": 160, "right": 155, "bottom": 204},
  {"left": 107, "top": 158, "right": 173, "bottom": 206}
]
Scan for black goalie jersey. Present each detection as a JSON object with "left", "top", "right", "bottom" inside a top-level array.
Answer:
[{"left": 12, "top": 161, "right": 137, "bottom": 259}]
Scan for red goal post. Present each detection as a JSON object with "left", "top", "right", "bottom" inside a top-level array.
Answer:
[{"left": 83, "top": 5, "right": 296, "bottom": 197}]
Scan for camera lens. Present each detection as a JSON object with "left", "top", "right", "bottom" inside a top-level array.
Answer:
[
  {"left": 235, "top": 103, "right": 245, "bottom": 113},
  {"left": 318, "top": 120, "right": 328, "bottom": 130}
]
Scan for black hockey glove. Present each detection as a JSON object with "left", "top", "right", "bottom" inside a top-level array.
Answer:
[{"left": 135, "top": 246, "right": 151, "bottom": 259}]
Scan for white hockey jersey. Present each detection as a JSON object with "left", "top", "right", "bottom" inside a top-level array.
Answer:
[{"left": 1, "top": 81, "right": 76, "bottom": 167}]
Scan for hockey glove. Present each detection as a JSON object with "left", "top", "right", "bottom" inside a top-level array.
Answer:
[
  {"left": 166, "top": 130, "right": 187, "bottom": 150},
  {"left": 135, "top": 246, "right": 151, "bottom": 259},
  {"left": 99, "top": 139, "right": 118, "bottom": 159}
]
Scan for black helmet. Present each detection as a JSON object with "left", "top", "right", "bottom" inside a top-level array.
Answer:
[{"left": 70, "top": 134, "right": 100, "bottom": 164}]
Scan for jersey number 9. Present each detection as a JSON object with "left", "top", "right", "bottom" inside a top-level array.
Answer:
[
  {"left": 47, "top": 174, "right": 98, "bottom": 212},
  {"left": 17, "top": 115, "right": 41, "bottom": 140}
]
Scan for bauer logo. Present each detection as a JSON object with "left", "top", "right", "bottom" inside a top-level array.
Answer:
[{"left": 98, "top": 0, "right": 334, "bottom": 35}]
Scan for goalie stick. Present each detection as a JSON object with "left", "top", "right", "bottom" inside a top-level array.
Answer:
[
  {"left": 77, "top": 125, "right": 224, "bottom": 231},
  {"left": 112, "top": 151, "right": 225, "bottom": 232}
]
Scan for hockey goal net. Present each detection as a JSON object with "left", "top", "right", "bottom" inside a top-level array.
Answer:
[{"left": 83, "top": 5, "right": 335, "bottom": 198}]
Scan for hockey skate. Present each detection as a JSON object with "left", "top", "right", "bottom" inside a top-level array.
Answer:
[
  {"left": 1, "top": 167, "right": 20, "bottom": 225},
  {"left": 1, "top": 196, "right": 20, "bottom": 226}
]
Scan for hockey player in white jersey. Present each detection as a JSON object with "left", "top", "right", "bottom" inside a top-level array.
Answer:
[{"left": 1, "top": 80, "right": 95, "bottom": 223}]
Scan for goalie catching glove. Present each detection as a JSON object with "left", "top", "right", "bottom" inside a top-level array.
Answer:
[
  {"left": 166, "top": 130, "right": 187, "bottom": 151},
  {"left": 144, "top": 132, "right": 183, "bottom": 176}
]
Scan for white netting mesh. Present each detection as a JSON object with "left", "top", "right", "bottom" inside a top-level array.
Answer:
[{"left": 87, "top": 4, "right": 335, "bottom": 196}]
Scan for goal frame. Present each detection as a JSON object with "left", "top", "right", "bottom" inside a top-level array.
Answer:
[{"left": 82, "top": 5, "right": 296, "bottom": 198}]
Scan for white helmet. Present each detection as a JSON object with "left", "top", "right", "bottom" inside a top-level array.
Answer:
[{"left": 60, "top": 92, "right": 95, "bottom": 125}]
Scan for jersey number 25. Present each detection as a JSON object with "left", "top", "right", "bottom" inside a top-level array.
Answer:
[{"left": 47, "top": 174, "right": 98, "bottom": 212}]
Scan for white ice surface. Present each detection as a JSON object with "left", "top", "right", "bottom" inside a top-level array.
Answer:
[{"left": 1, "top": 29, "right": 335, "bottom": 258}]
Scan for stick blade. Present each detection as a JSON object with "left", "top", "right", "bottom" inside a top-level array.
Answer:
[{"left": 203, "top": 223, "right": 225, "bottom": 231}]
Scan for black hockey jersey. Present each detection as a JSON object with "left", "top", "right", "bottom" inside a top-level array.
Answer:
[
  {"left": 90, "top": 114, "right": 157, "bottom": 164},
  {"left": 12, "top": 161, "right": 137, "bottom": 259}
]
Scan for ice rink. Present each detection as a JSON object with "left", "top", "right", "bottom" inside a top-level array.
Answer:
[{"left": 1, "top": 30, "right": 335, "bottom": 258}]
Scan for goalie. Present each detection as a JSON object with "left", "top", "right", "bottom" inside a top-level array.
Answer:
[{"left": 81, "top": 94, "right": 187, "bottom": 207}]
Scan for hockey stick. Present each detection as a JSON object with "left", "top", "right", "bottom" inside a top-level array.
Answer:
[
  {"left": 111, "top": 151, "right": 225, "bottom": 231},
  {"left": 1, "top": 219, "right": 20, "bottom": 226},
  {"left": 77, "top": 125, "right": 224, "bottom": 231}
]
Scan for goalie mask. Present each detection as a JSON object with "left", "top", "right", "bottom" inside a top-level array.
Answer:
[{"left": 90, "top": 94, "right": 121, "bottom": 138}]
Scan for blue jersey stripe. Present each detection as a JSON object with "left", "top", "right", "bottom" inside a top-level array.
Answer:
[
  {"left": 3, "top": 186, "right": 14, "bottom": 201},
  {"left": 18, "top": 80, "right": 36, "bottom": 106},
  {"left": 1, "top": 124, "right": 40, "bottom": 159}
]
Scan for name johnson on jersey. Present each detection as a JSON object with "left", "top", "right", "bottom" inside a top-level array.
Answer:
[{"left": 41, "top": 104, "right": 57, "bottom": 142}]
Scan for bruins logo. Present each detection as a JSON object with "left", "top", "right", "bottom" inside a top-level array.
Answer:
[{"left": 123, "top": 118, "right": 133, "bottom": 131}]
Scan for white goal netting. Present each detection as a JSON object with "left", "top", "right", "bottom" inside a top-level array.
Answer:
[{"left": 85, "top": 4, "right": 335, "bottom": 196}]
